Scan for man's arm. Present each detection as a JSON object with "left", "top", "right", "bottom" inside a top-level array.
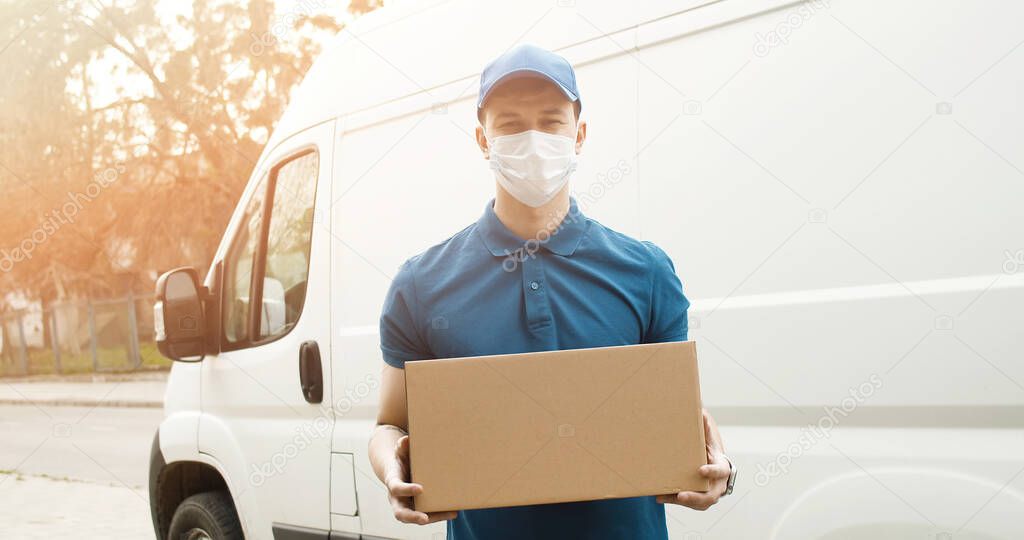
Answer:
[
  {"left": 641, "top": 243, "right": 731, "bottom": 509},
  {"left": 369, "top": 364, "right": 458, "bottom": 525}
]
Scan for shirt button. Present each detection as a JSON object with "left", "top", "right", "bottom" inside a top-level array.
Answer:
[{"left": 530, "top": 281, "right": 540, "bottom": 290}]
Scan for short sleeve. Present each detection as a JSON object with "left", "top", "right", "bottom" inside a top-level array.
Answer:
[
  {"left": 642, "top": 241, "right": 690, "bottom": 343},
  {"left": 379, "top": 259, "right": 431, "bottom": 368}
]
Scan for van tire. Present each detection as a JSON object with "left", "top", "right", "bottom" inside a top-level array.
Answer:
[{"left": 167, "top": 491, "right": 243, "bottom": 540}]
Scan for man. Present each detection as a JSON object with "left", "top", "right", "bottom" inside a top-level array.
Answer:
[{"left": 368, "top": 44, "right": 735, "bottom": 540}]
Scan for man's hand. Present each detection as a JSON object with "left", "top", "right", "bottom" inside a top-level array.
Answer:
[
  {"left": 656, "top": 409, "right": 731, "bottom": 510},
  {"left": 370, "top": 365, "right": 457, "bottom": 525},
  {"left": 384, "top": 435, "right": 458, "bottom": 525}
]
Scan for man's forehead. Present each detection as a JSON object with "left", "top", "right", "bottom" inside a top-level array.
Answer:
[
  {"left": 482, "top": 73, "right": 571, "bottom": 105},
  {"left": 490, "top": 106, "right": 571, "bottom": 120}
]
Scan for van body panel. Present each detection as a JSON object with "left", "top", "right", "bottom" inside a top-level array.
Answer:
[
  {"left": 159, "top": 361, "right": 202, "bottom": 461},
  {"left": 157, "top": 411, "right": 200, "bottom": 463}
]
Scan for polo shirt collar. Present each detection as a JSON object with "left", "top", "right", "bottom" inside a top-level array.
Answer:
[{"left": 476, "top": 197, "right": 589, "bottom": 257}]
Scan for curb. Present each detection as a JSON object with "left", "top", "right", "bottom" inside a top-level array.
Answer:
[
  {"left": 0, "top": 398, "right": 162, "bottom": 409},
  {"left": 0, "top": 370, "right": 169, "bottom": 383}
]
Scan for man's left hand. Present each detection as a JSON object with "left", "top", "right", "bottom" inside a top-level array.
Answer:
[{"left": 656, "top": 409, "right": 731, "bottom": 511}]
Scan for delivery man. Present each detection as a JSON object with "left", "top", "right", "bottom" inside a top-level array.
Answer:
[{"left": 369, "top": 44, "right": 737, "bottom": 539}]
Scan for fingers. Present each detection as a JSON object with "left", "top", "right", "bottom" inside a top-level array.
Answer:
[
  {"left": 702, "top": 409, "right": 724, "bottom": 454},
  {"left": 391, "top": 502, "right": 430, "bottom": 525},
  {"left": 383, "top": 454, "right": 421, "bottom": 498},
  {"left": 387, "top": 435, "right": 457, "bottom": 525},
  {"left": 395, "top": 435, "right": 411, "bottom": 461},
  {"left": 698, "top": 462, "right": 731, "bottom": 480},
  {"left": 425, "top": 511, "right": 459, "bottom": 523},
  {"left": 385, "top": 435, "right": 421, "bottom": 497},
  {"left": 658, "top": 470, "right": 729, "bottom": 510},
  {"left": 385, "top": 474, "right": 423, "bottom": 498},
  {"left": 660, "top": 490, "right": 720, "bottom": 511},
  {"left": 389, "top": 491, "right": 457, "bottom": 524}
]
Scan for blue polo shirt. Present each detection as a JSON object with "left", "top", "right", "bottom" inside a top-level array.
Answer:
[{"left": 380, "top": 197, "right": 689, "bottom": 540}]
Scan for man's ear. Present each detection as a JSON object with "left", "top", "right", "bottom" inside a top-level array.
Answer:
[
  {"left": 475, "top": 125, "right": 490, "bottom": 159},
  {"left": 574, "top": 120, "right": 587, "bottom": 154}
]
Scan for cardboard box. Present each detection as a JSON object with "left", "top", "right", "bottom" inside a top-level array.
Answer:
[{"left": 405, "top": 341, "right": 708, "bottom": 512}]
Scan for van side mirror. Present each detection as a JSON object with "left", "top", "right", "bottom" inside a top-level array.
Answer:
[{"left": 154, "top": 267, "right": 207, "bottom": 362}]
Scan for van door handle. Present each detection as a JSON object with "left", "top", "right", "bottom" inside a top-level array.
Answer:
[{"left": 298, "top": 340, "right": 323, "bottom": 404}]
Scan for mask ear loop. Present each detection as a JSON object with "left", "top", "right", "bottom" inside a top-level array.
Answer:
[
  {"left": 566, "top": 108, "right": 583, "bottom": 200},
  {"left": 486, "top": 132, "right": 503, "bottom": 173},
  {"left": 482, "top": 130, "right": 495, "bottom": 161},
  {"left": 569, "top": 107, "right": 585, "bottom": 150}
]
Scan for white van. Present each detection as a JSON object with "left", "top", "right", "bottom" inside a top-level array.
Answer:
[{"left": 148, "top": 1, "right": 1024, "bottom": 539}]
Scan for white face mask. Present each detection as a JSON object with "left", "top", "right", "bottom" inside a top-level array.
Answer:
[{"left": 487, "top": 129, "right": 578, "bottom": 207}]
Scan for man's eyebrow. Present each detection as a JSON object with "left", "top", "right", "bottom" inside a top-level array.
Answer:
[
  {"left": 540, "top": 107, "right": 570, "bottom": 116},
  {"left": 493, "top": 111, "right": 520, "bottom": 120}
]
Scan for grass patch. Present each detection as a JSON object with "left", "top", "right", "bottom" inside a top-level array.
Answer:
[{"left": 0, "top": 340, "right": 170, "bottom": 377}]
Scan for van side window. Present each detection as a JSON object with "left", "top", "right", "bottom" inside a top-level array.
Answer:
[
  {"left": 220, "top": 149, "right": 319, "bottom": 349},
  {"left": 258, "top": 151, "right": 319, "bottom": 339},
  {"left": 223, "top": 174, "right": 268, "bottom": 344}
]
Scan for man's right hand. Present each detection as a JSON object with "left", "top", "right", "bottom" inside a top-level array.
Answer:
[{"left": 385, "top": 435, "right": 458, "bottom": 525}]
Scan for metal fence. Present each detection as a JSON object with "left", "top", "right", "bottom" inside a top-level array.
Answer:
[{"left": 0, "top": 295, "right": 168, "bottom": 377}]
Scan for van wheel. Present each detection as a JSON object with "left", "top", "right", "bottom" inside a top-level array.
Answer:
[{"left": 168, "top": 491, "right": 243, "bottom": 540}]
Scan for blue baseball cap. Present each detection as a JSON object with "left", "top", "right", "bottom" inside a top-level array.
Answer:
[{"left": 477, "top": 44, "right": 581, "bottom": 119}]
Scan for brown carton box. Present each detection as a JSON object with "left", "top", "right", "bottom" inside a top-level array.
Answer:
[{"left": 405, "top": 341, "right": 708, "bottom": 512}]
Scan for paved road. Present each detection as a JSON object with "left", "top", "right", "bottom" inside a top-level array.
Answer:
[
  {"left": 0, "top": 375, "right": 166, "bottom": 408},
  {"left": 0, "top": 473, "right": 153, "bottom": 538},
  {"left": 0, "top": 404, "right": 159, "bottom": 488},
  {"left": 0, "top": 404, "right": 160, "bottom": 538}
]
